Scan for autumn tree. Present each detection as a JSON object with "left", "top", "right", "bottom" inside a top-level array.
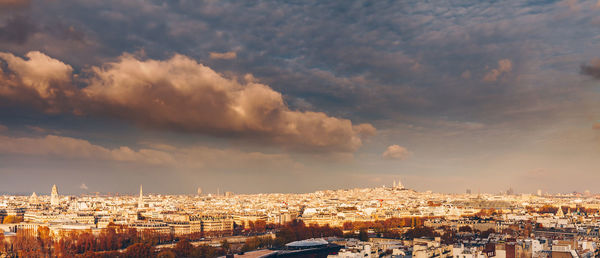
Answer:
[
  {"left": 404, "top": 226, "right": 440, "bottom": 239},
  {"left": 173, "top": 239, "right": 194, "bottom": 257},
  {"left": 221, "top": 239, "right": 230, "bottom": 253},
  {"left": 157, "top": 249, "right": 176, "bottom": 258},
  {"left": 2, "top": 215, "right": 23, "bottom": 224},
  {"left": 459, "top": 226, "right": 472, "bottom": 232},
  {"left": 124, "top": 243, "right": 154, "bottom": 258},
  {"left": 358, "top": 229, "right": 369, "bottom": 241}
]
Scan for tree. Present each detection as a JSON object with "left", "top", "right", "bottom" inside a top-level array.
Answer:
[
  {"left": 358, "top": 229, "right": 369, "bottom": 241},
  {"left": 124, "top": 243, "right": 154, "bottom": 258},
  {"left": 13, "top": 230, "right": 42, "bottom": 257},
  {"left": 479, "top": 228, "right": 495, "bottom": 238},
  {"left": 0, "top": 232, "right": 5, "bottom": 253},
  {"left": 404, "top": 226, "right": 440, "bottom": 239},
  {"left": 174, "top": 239, "right": 194, "bottom": 257},
  {"left": 221, "top": 239, "right": 230, "bottom": 253},
  {"left": 2, "top": 215, "right": 23, "bottom": 224},
  {"left": 157, "top": 249, "right": 176, "bottom": 258},
  {"left": 37, "top": 226, "right": 53, "bottom": 256},
  {"left": 459, "top": 226, "right": 472, "bottom": 232}
]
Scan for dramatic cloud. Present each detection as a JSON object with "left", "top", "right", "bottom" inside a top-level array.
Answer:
[
  {"left": 209, "top": 51, "right": 236, "bottom": 60},
  {"left": 483, "top": 59, "right": 512, "bottom": 82},
  {"left": 382, "top": 145, "right": 410, "bottom": 160},
  {"left": 0, "top": 51, "right": 375, "bottom": 152},
  {"left": 580, "top": 58, "right": 600, "bottom": 80},
  {"left": 0, "top": 51, "right": 78, "bottom": 113}
]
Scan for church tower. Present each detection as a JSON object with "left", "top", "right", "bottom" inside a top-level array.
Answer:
[
  {"left": 50, "top": 184, "right": 59, "bottom": 206},
  {"left": 397, "top": 178, "right": 405, "bottom": 189},
  {"left": 138, "top": 185, "right": 144, "bottom": 209}
]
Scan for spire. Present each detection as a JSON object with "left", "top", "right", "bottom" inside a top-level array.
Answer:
[
  {"left": 397, "top": 178, "right": 404, "bottom": 189},
  {"left": 138, "top": 184, "right": 144, "bottom": 209}
]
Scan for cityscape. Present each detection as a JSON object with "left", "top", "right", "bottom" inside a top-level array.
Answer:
[
  {"left": 1, "top": 181, "right": 600, "bottom": 257},
  {"left": 2, "top": 0, "right": 600, "bottom": 257}
]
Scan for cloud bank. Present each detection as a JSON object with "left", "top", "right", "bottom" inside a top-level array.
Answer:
[
  {"left": 0, "top": 51, "right": 375, "bottom": 152},
  {"left": 0, "top": 128, "right": 299, "bottom": 169}
]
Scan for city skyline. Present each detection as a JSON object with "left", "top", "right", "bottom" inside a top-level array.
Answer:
[
  {"left": 0, "top": 181, "right": 595, "bottom": 197},
  {"left": 1, "top": 0, "right": 600, "bottom": 194}
]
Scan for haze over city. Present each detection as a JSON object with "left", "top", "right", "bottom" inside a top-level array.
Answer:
[{"left": 1, "top": 0, "right": 600, "bottom": 195}]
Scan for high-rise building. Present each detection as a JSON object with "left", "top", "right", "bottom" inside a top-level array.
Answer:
[
  {"left": 197, "top": 187, "right": 202, "bottom": 196},
  {"left": 50, "top": 184, "right": 59, "bottom": 206},
  {"left": 466, "top": 189, "right": 472, "bottom": 194},
  {"left": 138, "top": 185, "right": 144, "bottom": 209},
  {"left": 537, "top": 189, "right": 542, "bottom": 196}
]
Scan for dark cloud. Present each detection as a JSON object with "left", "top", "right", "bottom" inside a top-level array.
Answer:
[
  {"left": 2, "top": 0, "right": 595, "bottom": 128},
  {"left": 580, "top": 59, "right": 600, "bottom": 80},
  {"left": 0, "top": 15, "right": 36, "bottom": 44}
]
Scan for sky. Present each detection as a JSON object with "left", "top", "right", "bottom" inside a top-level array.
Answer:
[{"left": 1, "top": 0, "right": 600, "bottom": 195}]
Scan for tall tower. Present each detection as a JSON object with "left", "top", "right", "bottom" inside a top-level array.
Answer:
[
  {"left": 197, "top": 187, "right": 202, "bottom": 196},
  {"left": 393, "top": 180, "right": 396, "bottom": 188},
  {"left": 138, "top": 185, "right": 144, "bottom": 209},
  {"left": 50, "top": 184, "right": 59, "bottom": 206}
]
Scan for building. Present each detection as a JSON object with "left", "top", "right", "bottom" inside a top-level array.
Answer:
[
  {"left": 50, "top": 184, "right": 59, "bottom": 206},
  {"left": 138, "top": 185, "right": 144, "bottom": 209}
]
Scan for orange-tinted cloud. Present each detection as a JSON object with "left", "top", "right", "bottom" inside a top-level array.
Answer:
[
  {"left": 0, "top": 51, "right": 78, "bottom": 113},
  {"left": 209, "top": 51, "right": 237, "bottom": 60},
  {"left": 0, "top": 51, "right": 375, "bottom": 152},
  {"left": 483, "top": 59, "right": 512, "bottom": 82},
  {"left": 382, "top": 144, "right": 410, "bottom": 160}
]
